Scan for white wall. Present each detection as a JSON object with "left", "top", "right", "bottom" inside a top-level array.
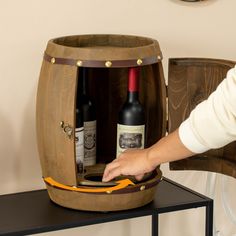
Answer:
[{"left": 0, "top": 0, "right": 236, "bottom": 235}]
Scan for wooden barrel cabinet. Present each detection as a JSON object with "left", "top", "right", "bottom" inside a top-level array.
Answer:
[{"left": 36, "top": 34, "right": 166, "bottom": 211}]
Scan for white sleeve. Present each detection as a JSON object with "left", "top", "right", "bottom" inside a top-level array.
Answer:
[{"left": 179, "top": 65, "right": 236, "bottom": 153}]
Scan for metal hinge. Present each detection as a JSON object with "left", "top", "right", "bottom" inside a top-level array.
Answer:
[{"left": 60, "top": 121, "right": 74, "bottom": 139}]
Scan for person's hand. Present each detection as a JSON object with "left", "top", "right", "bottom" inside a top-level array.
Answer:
[
  {"left": 102, "top": 148, "right": 157, "bottom": 182},
  {"left": 102, "top": 129, "right": 196, "bottom": 183}
]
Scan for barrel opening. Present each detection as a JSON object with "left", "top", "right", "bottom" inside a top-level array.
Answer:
[
  {"left": 83, "top": 168, "right": 156, "bottom": 184},
  {"left": 84, "top": 174, "right": 103, "bottom": 182},
  {"left": 75, "top": 64, "right": 164, "bottom": 165},
  {"left": 53, "top": 35, "right": 155, "bottom": 48}
]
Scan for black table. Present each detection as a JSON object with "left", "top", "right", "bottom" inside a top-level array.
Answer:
[{"left": 0, "top": 177, "right": 213, "bottom": 236}]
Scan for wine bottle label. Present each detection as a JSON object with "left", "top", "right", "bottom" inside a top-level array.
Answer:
[
  {"left": 84, "top": 120, "right": 96, "bottom": 166},
  {"left": 116, "top": 124, "right": 145, "bottom": 157},
  {"left": 75, "top": 127, "right": 84, "bottom": 174}
]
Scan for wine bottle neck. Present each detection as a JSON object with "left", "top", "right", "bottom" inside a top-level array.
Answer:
[
  {"left": 78, "top": 68, "right": 88, "bottom": 95},
  {"left": 76, "top": 108, "right": 83, "bottom": 128},
  {"left": 127, "top": 91, "right": 139, "bottom": 103}
]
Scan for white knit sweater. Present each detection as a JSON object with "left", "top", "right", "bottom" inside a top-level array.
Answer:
[{"left": 179, "top": 65, "right": 236, "bottom": 153}]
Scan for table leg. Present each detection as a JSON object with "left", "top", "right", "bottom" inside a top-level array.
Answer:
[
  {"left": 152, "top": 212, "right": 158, "bottom": 236},
  {"left": 206, "top": 200, "right": 213, "bottom": 236}
]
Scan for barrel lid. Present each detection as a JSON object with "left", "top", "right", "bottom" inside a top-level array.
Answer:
[{"left": 45, "top": 34, "right": 162, "bottom": 68}]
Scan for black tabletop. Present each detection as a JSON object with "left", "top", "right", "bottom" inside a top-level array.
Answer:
[{"left": 0, "top": 177, "right": 211, "bottom": 236}]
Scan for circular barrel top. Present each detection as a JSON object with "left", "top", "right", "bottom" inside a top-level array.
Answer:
[{"left": 45, "top": 34, "right": 162, "bottom": 68}]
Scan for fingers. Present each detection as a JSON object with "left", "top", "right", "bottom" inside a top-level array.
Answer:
[
  {"left": 102, "top": 161, "right": 120, "bottom": 182},
  {"left": 102, "top": 166, "right": 122, "bottom": 182},
  {"left": 135, "top": 174, "right": 144, "bottom": 181},
  {"left": 103, "top": 149, "right": 147, "bottom": 182}
]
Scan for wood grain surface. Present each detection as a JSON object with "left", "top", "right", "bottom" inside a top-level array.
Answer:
[
  {"left": 36, "top": 61, "right": 78, "bottom": 186},
  {"left": 168, "top": 58, "right": 236, "bottom": 178}
]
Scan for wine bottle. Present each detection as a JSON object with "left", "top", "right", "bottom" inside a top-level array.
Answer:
[
  {"left": 116, "top": 67, "right": 145, "bottom": 157},
  {"left": 77, "top": 67, "right": 96, "bottom": 166},
  {"left": 75, "top": 107, "right": 84, "bottom": 174}
]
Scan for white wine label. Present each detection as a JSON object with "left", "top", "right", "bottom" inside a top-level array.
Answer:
[
  {"left": 75, "top": 127, "right": 84, "bottom": 174},
  {"left": 116, "top": 124, "right": 145, "bottom": 157},
  {"left": 84, "top": 120, "right": 96, "bottom": 166}
]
